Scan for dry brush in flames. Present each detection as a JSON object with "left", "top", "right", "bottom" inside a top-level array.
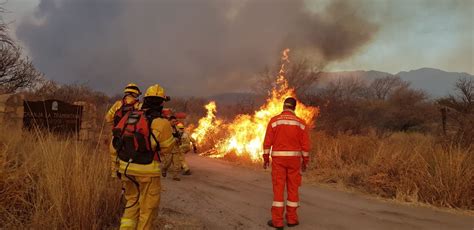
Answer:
[{"left": 191, "top": 49, "right": 319, "bottom": 161}]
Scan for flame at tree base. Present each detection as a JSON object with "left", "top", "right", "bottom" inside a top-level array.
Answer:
[{"left": 192, "top": 49, "right": 319, "bottom": 162}]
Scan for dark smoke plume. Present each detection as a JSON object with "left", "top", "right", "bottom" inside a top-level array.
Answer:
[{"left": 17, "top": 0, "right": 377, "bottom": 96}]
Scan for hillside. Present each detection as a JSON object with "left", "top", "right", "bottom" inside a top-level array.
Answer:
[
  {"left": 397, "top": 68, "right": 473, "bottom": 97},
  {"left": 317, "top": 68, "right": 473, "bottom": 98}
]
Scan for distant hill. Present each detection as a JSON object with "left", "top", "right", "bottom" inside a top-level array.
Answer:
[
  {"left": 209, "top": 68, "right": 474, "bottom": 103},
  {"left": 318, "top": 70, "right": 393, "bottom": 83},
  {"left": 396, "top": 68, "right": 473, "bottom": 97},
  {"left": 319, "top": 68, "right": 473, "bottom": 98}
]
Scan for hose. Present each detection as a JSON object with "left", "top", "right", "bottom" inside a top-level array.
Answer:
[{"left": 122, "top": 159, "right": 140, "bottom": 209}]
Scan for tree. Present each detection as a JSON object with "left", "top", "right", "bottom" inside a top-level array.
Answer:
[
  {"left": 323, "top": 77, "right": 368, "bottom": 101},
  {"left": 308, "top": 75, "right": 435, "bottom": 135},
  {"left": 367, "top": 76, "right": 410, "bottom": 100},
  {"left": 438, "top": 77, "right": 474, "bottom": 146},
  {"left": 253, "top": 58, "right": 322, "bottom": 97},
  {"left": 384, "top": 84, "right": 431, "bottom": 131},
  {"left": 0, "top": 7, "right": 41, "bottom": 93},
  {"left": 311, "top": 77, "right": 370, "bottom": 135},
  {"left": 0, "top": 7, "right": 12, "bottom": 45}
]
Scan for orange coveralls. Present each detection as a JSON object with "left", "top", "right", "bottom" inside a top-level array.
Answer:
[{"left": 263, "top": 110, "right": 310, "bottom": 227}]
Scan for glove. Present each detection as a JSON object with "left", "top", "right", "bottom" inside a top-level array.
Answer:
[
  {"left": 263, "top": 154, "right": 270, "bottom": 169},
  {"left": 302, "top": 156, "right": 309, "bottom": 172},
  {"left": 302, "top": 163, "right": 307, "bottom": 172},
  {"left": 111, "top": 170, "right": 122, "bottom": 179}
]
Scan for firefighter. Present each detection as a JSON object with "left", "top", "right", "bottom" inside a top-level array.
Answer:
[
  {"left": 161, "top": 108, "right": 173, "bottom": 119},
  {"left": 263, "top": 97, "right": 310, "bottom": 229},
  {"left": 169, "top": 115, "right": 178, "bottom": 127},
  {"left": 161, "top": 115, "right": 182, "bottom": 181},
  {"left": 106, "top": 83, "right": 142, "bottom": 178},
  {"left": 105, "top": 83, "right": 142, "bottom": 126},
  {"left": 176, "top": 122, "right": 196, "bottom": 175},
  {"left": 114, "top": 84, "right": 176, "bottom": 230}
]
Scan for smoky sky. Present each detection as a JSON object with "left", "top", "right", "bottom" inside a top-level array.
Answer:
[{"left": 17, "top": 0, "right": 377, "bottom": 96}]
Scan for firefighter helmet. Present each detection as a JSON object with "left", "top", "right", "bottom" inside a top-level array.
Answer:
[
  {"left": 124, "top": 83, "right": 141, "bottom": 96},
  {"left": 176, "top": 122, "right": 185, "bottom": 129},
  {"left": 144, "top": 84, "right": 166, "bottom": 99}
]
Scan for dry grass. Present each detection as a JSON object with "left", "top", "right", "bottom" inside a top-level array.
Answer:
[
  {"left": 2, "top": 127, "right": 472, "bottom": 229},
  {"left": 0, "top": 128, "right": 122, "bottom": 229},
  {"left": 309, "top": 132, "right": 474, "bottom": 210}
]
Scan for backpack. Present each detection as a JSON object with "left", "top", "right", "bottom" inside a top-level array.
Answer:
[
  {"left": 112, "top": 110, "right": 160, "bottom": 164},
  {"left": 113, "top": 97, "right": 138, "bottom": 126}
]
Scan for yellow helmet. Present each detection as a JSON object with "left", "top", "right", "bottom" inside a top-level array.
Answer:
[
  {"left": 124, "top": 83, "right": 141, "bottom": 95},
  {"left": 144, "top": 84, "right": 166, "bottom": 98},
  {"left": 176, "top": 122, "right": 185, "bottom": 129}
]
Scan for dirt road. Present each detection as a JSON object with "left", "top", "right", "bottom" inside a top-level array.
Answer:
[{"left": 159, "top": 154, "right": 473, "bottom": 230}]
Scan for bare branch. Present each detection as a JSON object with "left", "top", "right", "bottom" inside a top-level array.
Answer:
[
  {"left": 253, "top": 58, "right": 322, "bottom": 96},
  {"left": 0, "top": 7, "right": 41, "bottom": 93},
  {"left": 368, "top": 75, "right": 409, "bottom": 100}
]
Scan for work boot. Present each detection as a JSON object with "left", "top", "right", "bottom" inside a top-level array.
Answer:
[
  {"left": 182, "top": 169, "right": 192, "bottom": 175},
  {"left": 287, "top": 222, "right": 299, "bottom": 227},
  {"left": 173, "top": 177, "right": 181, "bottom": 181},
  {"left": 162, "top": 171, "right": 167, "bottom": 178},
  {"left": 267, "top": 220, "right": 284, "bottom": 230}
]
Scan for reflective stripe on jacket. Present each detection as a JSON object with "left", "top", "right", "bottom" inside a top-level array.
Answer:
[
  {"left": 263, "top": 110, "right": 310, "bottom": 157},
  {"left": 115, "top": 116, "right": 176, "bottom": 177}
]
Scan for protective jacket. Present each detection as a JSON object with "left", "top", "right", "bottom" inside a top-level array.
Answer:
[
  {"left": 163, "top": 126, "right": 185, "bottom": 179},
  {"left": 105, "top": 96, "right": 141, "bottom": 125},
  {"left": 263, "top": 110, "right": 310, "bottom": 159},
  {"left": 112, "top": 117, "right": 176, "bottom": 177},
  {"left": 179, "top": 132, "right": 195, "bottom": 153},
  {"left": 263, "top": 109, "right": 311, "bottom": 227}
]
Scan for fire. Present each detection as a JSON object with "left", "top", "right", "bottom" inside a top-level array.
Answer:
[
  {"left": 191, "top": 101, "right": 222, "bottom": 145},
  {"left": 192, "top": 49, "right": 319, "bottom": 161}
]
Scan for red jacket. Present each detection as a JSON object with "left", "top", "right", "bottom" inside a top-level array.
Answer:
[{"left": 263, "top": 110, "right": 310, "bottom": 163}]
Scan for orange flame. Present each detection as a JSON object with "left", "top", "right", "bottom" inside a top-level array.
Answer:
[
  {"left": 191, "top": 101, "right": 221, "bottom": 145},
  {"left": 192, "top": 49, "right": 319, "bottom": 161}
]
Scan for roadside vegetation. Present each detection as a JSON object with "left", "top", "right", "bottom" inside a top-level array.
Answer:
[
  {"left": 0, "top": 128, "right": 122, "bottom": 229},
  {"left": 310, "top": 132, "right": 473, "bottom": 210}
]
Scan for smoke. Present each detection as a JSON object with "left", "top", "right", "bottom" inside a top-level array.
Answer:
[{"left": 17, "top": 0, "right": 378, "bottom": 96}]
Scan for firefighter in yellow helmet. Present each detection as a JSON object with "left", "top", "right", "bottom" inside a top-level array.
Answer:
[
  {"left": 105, "top": 83, "right": 142, "bottom": 126},
  {"left": 106, "top": 84, "right": 143, "bottom": 179},
  {"left": 112, "top": 84, "right": 176, "bottom": 230},
  {"left": 176, "top": 122, "right": 196, "bottom": 175}
]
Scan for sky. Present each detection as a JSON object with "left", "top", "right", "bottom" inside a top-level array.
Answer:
[{"left": 1, "top": 0, "right": 473, "bottom": 96}]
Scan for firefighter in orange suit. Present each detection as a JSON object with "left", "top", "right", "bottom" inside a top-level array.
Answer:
[{"left": 263, "top": 97, "right": 310, "bottom": 229}]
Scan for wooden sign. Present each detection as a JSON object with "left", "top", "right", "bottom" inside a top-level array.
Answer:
[{"left": 23, "top": 100, "right": 83, "bottom": 135}]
